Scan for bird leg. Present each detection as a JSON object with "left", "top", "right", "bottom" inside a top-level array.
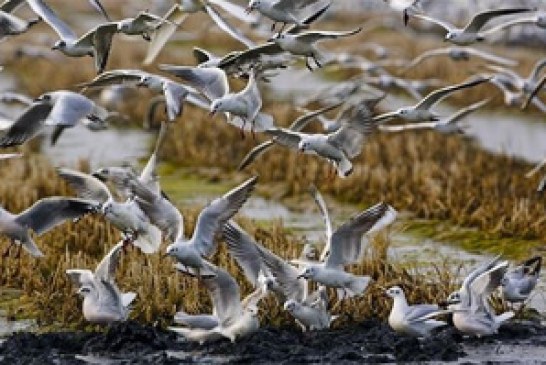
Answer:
[
  {"left": 305, "top": 57, "right": 314, "bottom": 72},
  {"left": 271, "top": 22, "right": 277, "bottom": 31},
  {"left": 142, "top": 32, "right": 151, "bottom": 42},
  {"left": 240, "top": 118, "right": 248, "bottom": 140},
  {"left": 251, "top": 121, "right": 257, "bottom": 141},
  {"left": 312, "top": 54, "right": 322, "bottom": 68},
  {"left": 121, "top": 231, "right": 136, "bottom": 252},
  {"left": 15, "top": 244, "right": 22, "bottom": 260},
  {"left": 275, "top": 23, "right": 287, "bottom": 37}
]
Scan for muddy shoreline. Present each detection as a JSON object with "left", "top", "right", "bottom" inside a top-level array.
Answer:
[{"left": 2, "top": 320, "right": 546, "bottom": 364}]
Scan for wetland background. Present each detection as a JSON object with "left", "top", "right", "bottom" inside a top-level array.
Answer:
[{"left": 1, "top": 0, "right": 546, "bottom": 363}]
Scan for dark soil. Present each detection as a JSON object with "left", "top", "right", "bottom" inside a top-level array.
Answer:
[{"left": 1, "top": 320, "right": 545, "bottom": 364}]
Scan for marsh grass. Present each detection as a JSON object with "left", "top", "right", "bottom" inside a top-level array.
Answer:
[{"left": 0, "top": 155, "right": 465, "bottom": 330}]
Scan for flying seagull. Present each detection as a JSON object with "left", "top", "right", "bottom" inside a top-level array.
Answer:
[
  {"left": 58, "top": 168, "right": 162, "bottom": 254},
  {"left": 169, "top": 261, "right": 265, "bottom": 344},
  {"left": 27, "top": 0, "right": 118, "bottom": 73},
  {"left": 165, "top": 176, "right": 257, "bottom": 272},
  {"left": 66, "top": 241, "right": 137, "bottom": 324},
  {"left": 245, "top": 0, "right": 322, "bottom": 32},
  {"left": 372, "top": 77, "right": 489, "bottom": 123},
  {"left": 502, "top": 256, "right": 542, "bottom": 304},
  {"left": 0, "top": 197, "right": 98, "bottom": 257},
  {"left": 411, "top": 8, "right": 534, "bottom": 45},
  {"left": 144, "top": 0, "right": 256, "bottom": 65},
  {"left": 0, "top": 90, "right": 108, "bottom": 147}
]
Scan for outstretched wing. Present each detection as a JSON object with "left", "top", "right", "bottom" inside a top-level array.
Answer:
[
  {"left": 15, "top": 197, "right": 97, "bottom": 235},
  {"left": 57, "top": 168, "right": 112, "bottom": 203},
  {"left": 192, "top": 177, "right": 257, "bottom": 257}
]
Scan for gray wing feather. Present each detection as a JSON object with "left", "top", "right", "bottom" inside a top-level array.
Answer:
[
  {"left": 0, "top": 102, "right": 52, "bottom": 147},
  {"left": 192, "top": 177, "right": 257, "bottom": 257},
  {"left": 15, "top": 197, "right": 97, "bottom": 235},
  {"left": 57, "top": 168, "right": 112, "bottom": 203}
]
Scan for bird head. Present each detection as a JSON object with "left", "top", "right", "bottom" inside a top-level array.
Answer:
[
  {"left": 165, "top": 243, "right": 180, "bottom": 259},
  {"left": 385, "top": 286, "right": 404, "bottom": 299},
  {"left": 297, "top": 266, "right": 315, "bottom": 279},
  {"left": 283, "top": 300, "right": 297, "bottom": 313},
  {"left": 246, "top": 0, "right": 260, "bottom": 14},
  {"left": 209, "top": 99, "right": 223, "bottom": 117},
  {"left": 444, "top": 32, "right": 457, "bottom": 42},
  {"left": 101, "top": 202, "right": 113, "bottom": 216},
  {"left": 52, "top": 40, "right": 67, "bottom": 51},
  {"left": 77, "top": 286, "right": 93, "bottom": 298},
  {"left": 446, "top": 291, "right": 461, "bottom": 305},
  {"left": 298, "top": 140, "right": 311, "bottom": 153}
]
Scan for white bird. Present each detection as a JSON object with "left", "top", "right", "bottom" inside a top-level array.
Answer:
[
  {"left": 378, "top": 99, "right": 490, "bottom": 135},
  {"left": 245, "top": 0, "right": 321, "bottom": 32},
  {"left": 502, "top": 256, "right": 542, "bottom": 304},
  {"left": 169, "top": 262, "right": 265, "bottom": 344},
  {"left": 0, "top": 91, "right": 108, "bottom": 147},
  {"left": 144, "top": 0, "right": 256, "bottom": 65},
  {"left": 66, "top": 241, "right": 137, "bottom": 324},
  {"left": 93, "top": 123, "right": 184, "bottom": 243},
  {"left": 0, "top": 197, "right": 98, "bottom": 257},
  {"left": 403, "top": 46, "right": 518, "bottom": 73},
  {"left": 27, "top": 0, "right": 118, "bottom": 73},
  {"left": 57, "top": 168, "right": 162, "bottom": 254},
  {"left": 447, "top": 256, "right": 514, "bottom": 337},
  {"left": 0, "top": 10, "right": 40, "bottom": 40},
  {"left": 386, "top": 286, "right": 448, "bottom": 338},
  {"left": 237, "top": 102, "right": 342, "bottom": 171},
  {"left": 411, "top": 8, "right": 534, "bottom": 45},
  {"left": 263, "top": 98, "right": 380, "bottom": 177},
  {"left": 165, "top": 176, "right": 257, "bottom": 271},
  {"left": 79, "top": 69, "right": 208, "bottom": 122},
  {"left": 269, "top": 28, "right": 362, "bottom": 71},
  {"left": 283, "top": 286, "right": 337, "bottom": 332},
  {"left": 373, "top": 77, "right": 489, "bottom": 123},
  {"left": 223, "top": 221, "right": 315, "bottom": 307},
  {"left": 296, "top": 193, "right": 397, "bottom": 299}
]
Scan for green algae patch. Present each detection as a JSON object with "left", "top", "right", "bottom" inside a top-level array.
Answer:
[{"left": 403, "top": 219, "right": 543, "bottom": 261}]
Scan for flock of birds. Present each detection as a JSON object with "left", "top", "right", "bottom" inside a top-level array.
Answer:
[{"left": 0, "top": 0, "right": 545, "bottom": 344}]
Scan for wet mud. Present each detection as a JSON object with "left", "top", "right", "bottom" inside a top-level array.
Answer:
[{"left": 2, "top": 320, "right": 546, "bottom": 364}]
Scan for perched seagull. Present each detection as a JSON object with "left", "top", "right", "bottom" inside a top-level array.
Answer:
[
  {"left": 27, "top": 0, "right": 118, "bottom": 73},
  {"left": 79, "top": 69, "right": 208, "bottom": 122},
  {"left": 0, "top": 91, "right": 108, "bottom": 147},
  {"left": 245, "top": 0, "right": 321, "bottom": 32},
  {"left": 66, "top": 241, "right": 137, "bottom": 324},
  {"left": 373, "top": 77, "right": 489, "bottom": 123},
  {"left": 0, "top": 10, "right": 40, "bottom": 40},
  {"left": 238, "top": 102, "right": 342, "bottom": 171},
  {"left": 144, "top": 0, "right": 256, "bottom": 65},
  {"left": 165, "top": 176, "right": 257, "bottom": 272},
  {"left": 502, "top": 256, "right": 542, "bottom": 304},
  {"left": 0, "top": 197, "right": 98, "bottom": 257},
  {"left": 386, "top": 286, "right": 449, "bottom": 338},
  {"left": 264, "top": 98, "right": 380, "bottom": 177},
  {"left": 169, "top": 262, "right": 265, "bottom": 344},
  {"left": 411, "top": 8, "right": 534, "bottom": 45},
  {"left": 297, "top": 193, "right": 397, "bottom": 299},
  {"left": 58, "top": 168, "right": 162, "bottom": 254},
  {"left": 378, "top": 99, "right": 490, "bottom": 135},
  {"left": 403, "top": 46, "right": 518, "bottom": 73},
  {"left": 447, "top": 256, "right": 514, "bottom": 337},
  {"left": 93, "top": 123, "right": 184, "bottom": 243}
]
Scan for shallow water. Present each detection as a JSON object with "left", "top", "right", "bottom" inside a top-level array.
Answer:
[
  {"left": 267, "top": 68, "right": 546, "bottom": 164},
  {"left": 40, "top": 124, "right": 153, "bottom": 170}
]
